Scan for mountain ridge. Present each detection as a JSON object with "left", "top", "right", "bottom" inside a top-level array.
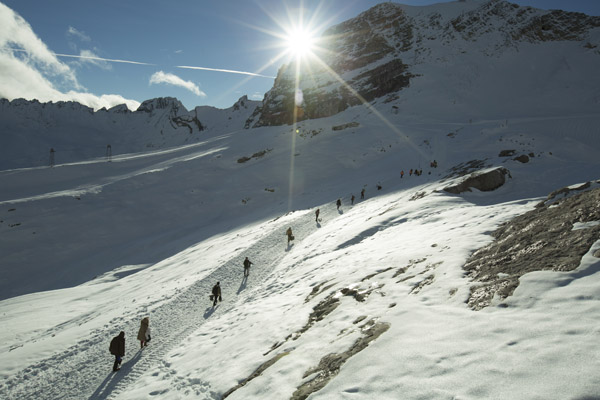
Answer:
[{"left": 248, "top": 0, "right": 600, "bottom": 127}]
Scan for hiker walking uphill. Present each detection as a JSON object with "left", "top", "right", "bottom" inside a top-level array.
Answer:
[
  {"left": 211, "top": 282, "right": 222, "bottom": 306},
  {"left": 351, "top": 195, "right": 355, "bottom": 205},
  {"left": 315, "top": 208, "right": 320, "bottom": 223},
  {"left": 137, "top": 317, "right": 151, "bottom": 348},
  {"left": 361, "top": 188, "right": 365, "bottom": 200},
  {"left": 109, "top": 331, "right": 125, "bottom": 372},
  {"left": 336, "top": 198, "right": 342, "bottom": 211},
  {"left": 286, "top": 227, "right": 294, "bottom": 245},
  {"left": 243, "top": 257, "right": 253, "bottom": 277}
]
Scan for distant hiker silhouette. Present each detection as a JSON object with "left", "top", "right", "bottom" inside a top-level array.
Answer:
[
  {"left": 409, "top": 169, "right": 413, "bottom": 176},
  {"left": 377, "top": 184, "right": 382, "bottom": 190},
  {"left": 243, "top": 257, "right": 253, "bottom": 277},
  {"left": 211, "top": 282, "right": 222, "bottom": 306},
  {"left": 351, "top": 195, "right": 355, "bottom": 205},
  {"left": 137, "top": 317, "right": 150, "bottom": 348},
  {"left": 315, "top": 208, "right": 320, "bottom": 222},
  {"left": 360, "top": 188, "right": 365, "bottom": 199},
  {"left": 401, "top": 170, "right": 404, "bottom": 178},
  {"left": 109, "top": 331, "right": 125, "bottom": 372},
  {"left": 286, "top": 227, "right": 294, "bottom": 244},
  {"left": 336, "top": 199, "right": 341, "bottom": 210}
]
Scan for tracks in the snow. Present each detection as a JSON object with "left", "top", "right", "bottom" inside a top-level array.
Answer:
[{"left": 0, "top": 205, "right": 343, "bottom": 400}]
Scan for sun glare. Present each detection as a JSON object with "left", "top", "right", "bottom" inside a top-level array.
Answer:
[{"left": 285, "top": 28, "right": 315, "bottom": 59}]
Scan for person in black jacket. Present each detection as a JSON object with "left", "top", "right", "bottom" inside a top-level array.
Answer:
[
  {"left": 243, "top": 257, "right": 253, "bottom": 277},
  {"left": 212, "top": 282, "right": 222, "bottom": 306},
  {"left": 109, "top": 331, "right": 125, "bottom": 372}
]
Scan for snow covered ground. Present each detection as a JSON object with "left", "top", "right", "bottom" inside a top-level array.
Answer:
[{"left": 1, "top": 93, "right": 599, "bottom": 399}]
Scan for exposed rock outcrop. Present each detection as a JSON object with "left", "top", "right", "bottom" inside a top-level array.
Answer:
[
  {"left": 443, "top": 167, "right": 510, "bottom": 194},
  {"left": 465, "top": 186, "right": 600, "bottom": 310},
  {"left": 291, "top": 319, "right": 390, "bottom": 400}
]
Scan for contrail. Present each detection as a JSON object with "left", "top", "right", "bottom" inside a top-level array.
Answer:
[
  {"left": 177, "top": 65, "right": 275, "bottom": 79},
  {"left": 9, "top": 48, "right": 275, "bottom": 78},
  {"left": 8, "top": 48, "right": 155, "bottom": 65},
  {"left": 54, "top": 53, "right": 155, "bottom": 66}
]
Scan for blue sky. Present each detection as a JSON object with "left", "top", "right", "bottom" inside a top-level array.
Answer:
[{"left": 1, "top": 0, "right": 599, "bottom": 111}]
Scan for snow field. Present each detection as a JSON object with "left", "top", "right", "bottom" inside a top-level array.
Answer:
[{"left": 1, "top": 104, "right": 599, "bottom": 398}]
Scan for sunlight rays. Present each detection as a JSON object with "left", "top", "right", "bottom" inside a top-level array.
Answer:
[{"left": 241, "top": 0, "right": 431, "bottom": 210}]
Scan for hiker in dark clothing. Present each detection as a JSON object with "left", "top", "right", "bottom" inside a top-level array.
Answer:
[
  {"left": 351, "top": 195, "right": 355, "bottom": 205},
  {"left": 401, "top": 170, "right": 404, "bottom": 178},
  {"left": 243, "top": 257, "right": 253, "bottom": 277},
  {"left": 212, "top": 282, "right": 222, "bottom": 306},
  {"left": 377, "top": 184, "right": 382, "bottom": 190},
  {"left": 109, "top": 331, "right": 125, "bottom": 372},
  {"left": 361, "top": 188, "right": 365, "bottom": 199},
  {"left": 286, "top": 227, "right": 294, "bottom": 245},
  {"left": 336, "top": 198, "right": 341, "bottom": 210},
  {"left": 137, "top": 317, "right": 150, "bottom": 348},
  {"left": 315, "top": 208, "right": 320, "bottom": 222}
]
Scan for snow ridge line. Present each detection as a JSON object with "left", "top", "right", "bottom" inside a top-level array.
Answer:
[{"left": 0, "top": 205, "right": 340, "bottom": 400}]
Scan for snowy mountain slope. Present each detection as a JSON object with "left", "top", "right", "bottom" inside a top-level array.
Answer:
[
  {"left": 1, "top": 1, "right": 600, "bottom": 399},
  {"left": 1, "top": 104, "right": 599, "bottom": 399},
  {"left": 0, "top": 95, "right": 260, "bottom": 170}
]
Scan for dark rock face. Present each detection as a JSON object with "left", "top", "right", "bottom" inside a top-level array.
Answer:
[
  {"left": 513, "top": 154, "right": 529, "bottom": 163},
  {"left": 443, "top": 167, "right": 510, "bottom": 194},
  {"left": 247, "top": 3, "right": 416, "bottom": 128},
  {"left": 449, "top": 0, "right": 600, "bottom": 43},
  {"left": 136, "top": 97, "right": 185, "bottom": 114},
  {"left": 513, "top": 9, "right": 600, "bottom": 42},
  {"left": 465, "top": 186, "right": 600, "bottom": 310},
  {"left": 499, "top": 149, "right": 516, "bottom": 157},
  {"left": 249, "top": 59, "right": 414, "bottom": 127},
  {"left": 324, "top": 3, "right": 413, "bottom": 73}
]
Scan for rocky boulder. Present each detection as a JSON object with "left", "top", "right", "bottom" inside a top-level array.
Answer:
[{"left": 443, "top": 167, "right": 510, "bottom": 194}]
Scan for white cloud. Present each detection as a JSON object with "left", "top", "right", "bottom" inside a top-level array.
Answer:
[
  {"left": 0, "top": 3, "right": 79, "bottom": 88},
  {"left": 149, "top": 71, "right": 206, "bottom": 97},
  {"left": 0, "top": 3, "right": 140, "bottom": 111},
  {"left": 67, "top": 26, "right": 91, "bottom": 42}
]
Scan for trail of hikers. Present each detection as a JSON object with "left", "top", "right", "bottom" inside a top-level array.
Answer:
[{"left": 0, "top": 204, "right": 343, "bottom": 400}]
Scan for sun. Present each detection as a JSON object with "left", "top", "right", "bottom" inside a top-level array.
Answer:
[{"left": 284, "top": 27, "right": 316, "bottom": 59}]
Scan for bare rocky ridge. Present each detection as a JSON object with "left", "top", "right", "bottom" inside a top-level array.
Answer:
[
  {"left": 247, "top": 0, "right": 600, "bottom": 128},
  {"left": 465, "top": 184, "right": 600, "bottom": 310},
  {"left": 449, "top": 0, "right": 600, "bottom": 43}
]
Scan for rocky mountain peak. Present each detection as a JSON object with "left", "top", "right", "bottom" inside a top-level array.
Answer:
[
  {"left": 107, "top": 104, "right": 131, "bottom": 114},
  {"left": 447, "top": 0, "right": 600, "bottom": 43},
  {"left": 232, "top": 95, "right": 250, "bottom": 111},
  {"left": 136, "top": 97, "right": 187, "bottom": 114},
  {"left": 246, "top": 0, "right": 600, "bottom": 128}
]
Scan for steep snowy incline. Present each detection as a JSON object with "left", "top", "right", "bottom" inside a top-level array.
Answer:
[
  {"left": 0, "top": 204, "right": 341, "bottom": 400},
  {"left": 114, "top": 180, "right": 600, "bottom": 400}
]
